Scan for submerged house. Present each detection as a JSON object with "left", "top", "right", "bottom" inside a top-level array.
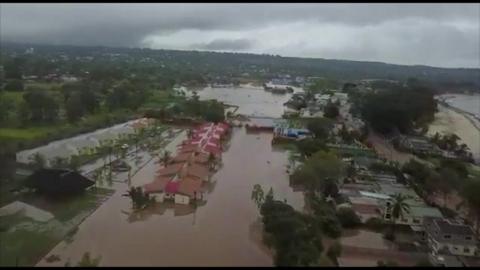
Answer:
[{"left": 25, "top": 169, "right": 94, "bottom": 196}]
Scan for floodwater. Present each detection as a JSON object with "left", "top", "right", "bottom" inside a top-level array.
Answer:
[
  {"left": 16, "top": 119, "right": 140, "bottom": 165},
  {"left": 195, "top": 86, "right": 303, "bottom": 118},
  {"left": 37, "top": 128, "right": 304, "bottom": 266}
]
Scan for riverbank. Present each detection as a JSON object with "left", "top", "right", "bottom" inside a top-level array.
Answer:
[{"left": 428, "top": 104, "right": 480, "bottom": 162}]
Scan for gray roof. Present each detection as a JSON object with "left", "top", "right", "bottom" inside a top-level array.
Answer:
[{"left": 435, "top": 219, "right": 475, "bottom": 236}]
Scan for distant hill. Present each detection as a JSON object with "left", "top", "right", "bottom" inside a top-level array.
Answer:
[{"left": 1, "top": 41, "right": 479, "bottom": 92}]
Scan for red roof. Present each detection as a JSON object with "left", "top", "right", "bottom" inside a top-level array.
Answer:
[
  {"left": 217, "top": 122, "right": 229, "bottom": 130},
  {"left": 204, "top": 144, "right": 222, "bottom": 155},
  {"left": 208, "top": 137, "right": 221, "bottom": 145},
  {"left": 177, "top": 177, "right": 203, "bottom": 198},
  {"left": 143, "top": 176, "right": 171, "bottom": 194},
  {"left": 165, "top": 180, "right": 180, "bottom": 194},
  {"left": 172, "top": 152, "right": 193, "bottom": 163},
  {"left": 187, "top": 163, "right": 210, "bottom": 180},
  {"left": 180, "top": 144, "right": 200, "bottom": 153},
  {"left": 156, "top": 163, "right": 185, "bottom": 176}
]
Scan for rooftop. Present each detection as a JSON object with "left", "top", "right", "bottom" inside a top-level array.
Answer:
[
  {"left": 177, "top": 177, "right": 203, "bottom": 198},
  {"left": 434, "top": 218, "right": 475, "bottom": 236}
]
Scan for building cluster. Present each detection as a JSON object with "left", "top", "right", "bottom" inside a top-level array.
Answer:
[
  {"left": 143, "top": 122, "right": 230, "bottom": 205},
  {"left": 337, "top": 155, "right": 479, "bottom": 266}
]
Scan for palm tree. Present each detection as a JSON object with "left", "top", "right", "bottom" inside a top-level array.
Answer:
[
  {"left": 160, "top": 150, "right": 171, "bottom": 166},
  {"left": 187, "top": 128, "right": 194, "bottom": 139},
  {"left": 388, "top": 193, "right": 411, "bottom": 241},
  {"left": 251, "top": 184, "right": 265, "bottom": 209},
  {"left": 76, "top": 252, "right": 101, "bottom": 267},
  {"left": 51, "top": 157, "right": 68, "bottom": 169},
  {"left": 208, "top": 153, "right": 216, "bottom": 171},
  {"left": 29, "top": 152, "right": 47, "bottom": 170},
  {"left": 68, "top": 155, "right": 82, "bottom": 172},
  {"left": 458, "top": 179, "right": 480, "bottom": 237}
]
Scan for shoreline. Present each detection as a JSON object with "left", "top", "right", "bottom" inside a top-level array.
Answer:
[{"left": 428, "top": 103, "right": 480, "bottom": 162}]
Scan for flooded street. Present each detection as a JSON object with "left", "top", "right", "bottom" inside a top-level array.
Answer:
[{"left": 37, "top": 127, "right": 303, "bottom": 266}]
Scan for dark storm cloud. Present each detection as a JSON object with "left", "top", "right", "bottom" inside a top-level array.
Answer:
[
  {"left": 1, "top": 3, "right": 479, "bottom": 67},
  {"left": 192, "top": 38, "right": 253, "bottom": 51}
]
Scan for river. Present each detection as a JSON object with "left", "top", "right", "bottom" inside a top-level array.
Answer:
[{"left": 37, "top": 88, "right": 304, "bottom": 266}]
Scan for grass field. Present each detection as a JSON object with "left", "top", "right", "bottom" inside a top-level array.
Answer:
[
  {"left": 0, "top": 125, "right": 66, "bottom": 140},
  {"left": 24, "top": 82, "right": 64, "bottom": 90}
]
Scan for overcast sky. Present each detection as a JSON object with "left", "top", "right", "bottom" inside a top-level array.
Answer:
[{"left": 1, "top": 3, "right": 479, "bottom": 68}]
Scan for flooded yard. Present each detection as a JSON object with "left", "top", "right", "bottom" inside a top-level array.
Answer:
[{"left": 37, "top": 127, "right": 303, "bottom": 266}]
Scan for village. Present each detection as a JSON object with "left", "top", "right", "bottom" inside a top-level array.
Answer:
[{"left": 1, "top": 71, "right": 479, "bottom": 266}]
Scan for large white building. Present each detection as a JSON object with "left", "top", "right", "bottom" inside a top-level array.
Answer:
[{"left": 424, "top": 217, "right": 478, "bottom": 264}]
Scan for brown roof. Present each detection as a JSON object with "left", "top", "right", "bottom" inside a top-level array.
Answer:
[
  {"left": 179, "top": 144, "right": 200, "bottom": 153},
  {"left": 177, "top": 176, "right": 203, "bottom": 198},
  {"left": 193, "top": 152, "right": 210, "bottom": 164},
  {"left": 351, "top": 204, "right": 380, "bottom": 215},
  {"left": 156, "top": 163, "right": 185, "bottom": 176},
  {"left": 143, "top": 176, "right": 171, "bottom": 194},
  {"left": 186, "top": 163, "right": 210, "bottom": 180},
  {"left": 172, "top": 152, "right": 193, "bottom": 163}
]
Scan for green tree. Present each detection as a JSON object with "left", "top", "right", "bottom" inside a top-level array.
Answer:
[
  {"left": 0, "top": 93, "right": 15, "bottom": 122},
  {"left": 437, "top": 168, "right": 459, "bottom": 208},
  {"left": 306, "top": 118, "right": 332, "bottom": 140},
  {"left": 459, "top": 179, "right": 480, "bottom": 237},
  {"left": 336, "top": 207, "right": 361, "bottom": 228},
  {"left": 123, "top": 186, "right": 155, "bottom": 210},
  {"left": 251, "top": 184, "right": 265, "bottom": 209},
  {"left": 324, "top": 102, "right": 339, "bottom": 119},
  {"left": 295, "top": 138, "right": 327, "bottom": 158},
  {"left": 76, "top": 252, "right": 101, "bottom": 267},
  {"left": 65, "top": 91, "right": 85, "bottom": 122},
  {"left": 160, "top": 150, "right": 171, "bottom": 166},
  {"left": 29, "top": 152, "right": 47, "bottom": 170},
  {"left": 387, "top": 193, "right": 411, "bottom": 241},
  {"left": 326, "top": 241, "right": 342, "bottom": 265},
  {"left": 3, "top": 79, "right": 24, "bottom": 91},
  {"left": 22, "top": 88, "right": 59, "bottom": 122}
]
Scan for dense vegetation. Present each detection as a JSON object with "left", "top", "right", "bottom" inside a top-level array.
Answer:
[
  {"left": 2, "top": 42, "right": 479, "bottom": 92},
  {"left": 360, "top": 83, "right": 437, "bottom": 134}
]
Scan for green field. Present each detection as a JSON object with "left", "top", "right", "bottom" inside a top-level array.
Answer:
[
  {"left": 24, "top": 82, "right": 64, "bottom": 90},
  {"left": 0, "top": 126, "right": 66, "bottom": 140}
]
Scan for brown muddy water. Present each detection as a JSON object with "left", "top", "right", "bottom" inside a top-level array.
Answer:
[{"left": 37, "top": 128, "right": 304, "bottom": 266}]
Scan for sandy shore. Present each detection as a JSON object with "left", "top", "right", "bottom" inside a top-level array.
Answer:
[{"left": 428, "top": 104, "right": 480, "bottom": 161}]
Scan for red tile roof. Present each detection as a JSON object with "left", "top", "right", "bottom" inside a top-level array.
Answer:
[
  {"left": 165, "top": 180, "right": 180, "bottom": 194},
  {"left": 156, "top": 163, "right": 185, "bottom": 176},
  {"left": 179, "top": 144, "right": 200, "bottom": 153},
  {"left": 177, "top": 176, "right": 203, "bottom": 198},
  {"left": 172, "top": 152, "right": 193, "bottom": 163},
  {"left": 187, "top": 163, "right": 210, "bottom": 180},
  {"left": 193, "top": 152, "right": 210, "bottom": 164},
  {"left": 204, "top": 144, "right": 222, "bottom": 155},
  {"left": 143, "top": 176, "right": 171, "bottom": 194}
]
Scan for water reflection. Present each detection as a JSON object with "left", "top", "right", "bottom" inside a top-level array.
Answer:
[
  {"left": 37, "top": 122, "right": 303, "bottom": 266},
  {"left": 122, "top": 201, "right": 207, "bottom": 223},
  {"left": 193, "top": 86, "right": 303, "bottom": 118}
]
